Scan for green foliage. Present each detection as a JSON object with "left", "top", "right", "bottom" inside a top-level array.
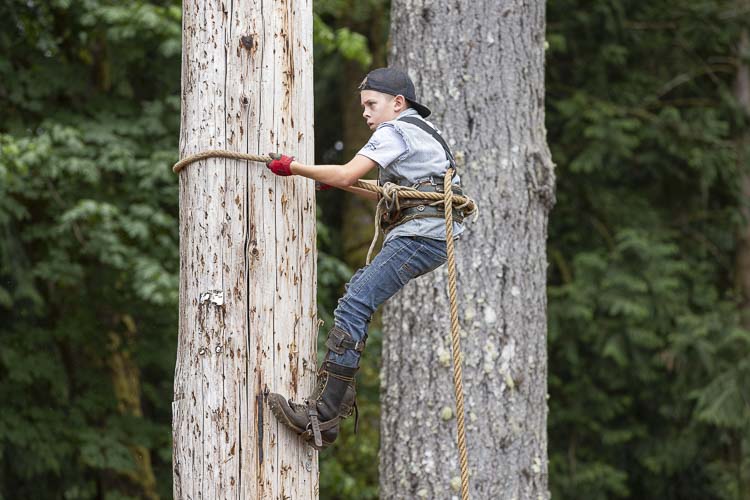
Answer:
[
  {"left": 0, "top": 0, "right": 379, "bottom": 497},
  {"left": 2, "top": 0, "right": 748, "bottom": 498},
  {"left": 314, "top": 14, "right": 373, "bottom": 69},
  {"left": 0, "top": 0, "right": 180, "bottom": 497},
  {"left": 317, "top": 206, "right": 354, "bottom": 328},
  {"left": 546, "top": 1, "right": 750, "bottom": 498}
]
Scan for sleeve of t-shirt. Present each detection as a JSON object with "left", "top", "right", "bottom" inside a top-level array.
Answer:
[{"left": 356, "top": 125, "right": 408, "bottom": 168}]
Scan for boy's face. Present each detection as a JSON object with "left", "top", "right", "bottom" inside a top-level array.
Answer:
[{"left": 360, "top": 90, "right": 406, "bottom": 131}]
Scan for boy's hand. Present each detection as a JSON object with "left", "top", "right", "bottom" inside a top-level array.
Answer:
[
  {"left": 316, "top": 181, "right": 333, "bottom": 191},
  {"left": 266, "top": 153, "right": 295, "bottom": 176}
]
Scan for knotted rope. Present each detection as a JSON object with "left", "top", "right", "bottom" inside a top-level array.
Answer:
[
  {"left": 366, "top": 182, "right": 410, "bottom": 264},
  {"left": 364, "top": 181, "right": 477, "bottom": 266},
  {"left": 173, "top": 149, "right": 474, "bottom": 499}
]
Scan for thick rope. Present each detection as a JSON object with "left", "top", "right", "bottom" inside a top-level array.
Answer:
[
  {"left": 366, "top": 182, "right": 410, "bottom": 264},
  {"left": 172, "top": 149, "right": 477, "bottom": 214},
  {"left": 172, "top": 150, "right": 270, "bottom": 173},
  {"left": 443, "top": 167, "right": 470, "bottom": 500},
  {"left": 172, "top": 149, "right": 473, "bottom": 497}
]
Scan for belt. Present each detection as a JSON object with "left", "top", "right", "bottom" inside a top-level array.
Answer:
[{"left": 380, "top": 180, "right": 465, "bottom": 233}]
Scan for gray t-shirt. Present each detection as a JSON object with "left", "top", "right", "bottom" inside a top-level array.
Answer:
[
  {"left": 357, "top": 125, "right": 408, "bottom": 170},
  {"left": 356, "top": 109, "right": 464, "bottom": 243}
]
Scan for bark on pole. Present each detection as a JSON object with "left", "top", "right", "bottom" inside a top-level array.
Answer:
[
  {"left": 381, "top": 0, "right": 554, "bottom": 498},
  {"left": 173, "top": 0, "right": 318, "bottom": 498}
]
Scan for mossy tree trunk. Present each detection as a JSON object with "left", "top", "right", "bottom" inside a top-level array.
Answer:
[{"left": 107, "top": 314, "right": 158, "bottom": 500}]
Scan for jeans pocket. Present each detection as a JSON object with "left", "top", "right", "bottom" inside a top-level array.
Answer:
[
  {"left": 425, "top": 246, "right": 448, "bottom": 264},
  {"left": 397, "top": 260, "right": 420, "bottom": 284},
  {"left": 420, "top": 239, "right": 448, "bottom": 262},
  {"left": 413, "top": 256, "right": 446, "bottom": 279},
  {"left": 395, "top": 243, "right": 422, "bottom": 284},
  {"left": 396, "top": 243, "right": 447, "bottom": 283}
]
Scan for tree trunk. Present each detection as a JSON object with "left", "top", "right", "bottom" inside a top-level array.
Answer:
[
  {"left": 380, "top": 1, "right": 555, "bottom": 498},
  {"left": 108, "top": 314, "right": 158, "bottom": 500},
  {"left": 173, "top": 0, "right": 318, "bottom": 498}
]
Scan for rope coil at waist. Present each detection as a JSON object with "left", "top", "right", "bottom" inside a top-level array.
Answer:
[
  {"left": 380, "top": 183, "right": 467, "bottom": 230},
  {"left": 365, "top": 181, "right": 476, "bottom": 264}
]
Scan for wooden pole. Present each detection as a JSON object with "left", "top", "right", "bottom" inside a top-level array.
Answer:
[{"left": 172, "top": 0, "right": 318, "bottom": 498}]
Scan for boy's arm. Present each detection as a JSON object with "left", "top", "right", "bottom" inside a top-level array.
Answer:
[
  {"left": 265, "top": 154, "right": 380, "bottom": 200},
  {"left": 290, "top": 154, "right": 377, "bottom": 188},
  {"left": 338, "top": 179, "right": 379, "bottom": 201},
  {"left": 283, "top": 155, "right": 379, "bottom": 200}
]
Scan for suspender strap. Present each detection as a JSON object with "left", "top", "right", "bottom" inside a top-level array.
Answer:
[{"left": 397, "top": 115, "right": 457, "bottom": 170}]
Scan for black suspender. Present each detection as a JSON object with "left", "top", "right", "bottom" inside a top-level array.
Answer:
[{"left": 397, "top": 116, "right": 457, "bottom": 170}]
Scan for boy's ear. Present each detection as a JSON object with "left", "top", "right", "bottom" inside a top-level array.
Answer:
[{"left": 394, "top": 94, "right": 407, "bottom": 110}]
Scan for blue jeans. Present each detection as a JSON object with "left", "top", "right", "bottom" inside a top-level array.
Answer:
[{"left": 327, "top": 236, "right": 449, "bottom": 368}]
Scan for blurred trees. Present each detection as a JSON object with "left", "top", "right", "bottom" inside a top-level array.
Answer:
[
  {"left": 1, "top": 0, "right": 748, "bottom": 499},
  {"left": 545, "top": 2, "right": 749, "bottom": 498},
  {"left": 0, "top": 1, "right": 181, "bottom": 498},
  {"left": 312, "top": 2, "right": 389, "bottom": 497}
]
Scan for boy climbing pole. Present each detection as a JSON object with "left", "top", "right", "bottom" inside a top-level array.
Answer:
[{"left": 265, "top": 67, "right": 466, "bottom": 450}]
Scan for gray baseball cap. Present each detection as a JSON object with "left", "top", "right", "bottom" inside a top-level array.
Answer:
[{"left": 358, "top": 67, "right": 432, "bottom": 118}]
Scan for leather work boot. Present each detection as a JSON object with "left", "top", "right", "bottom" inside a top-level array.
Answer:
[
  {"left": 267, "top": 360, "right": 359, "bottom": 450},
  {"left": 267, "top": 326, "right": 365, "bottom": 450}
]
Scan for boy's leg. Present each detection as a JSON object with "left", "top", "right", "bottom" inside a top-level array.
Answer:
[
  {"left": 268, "top": 236, "right": 447, "bottom": 449},
  {"left": 326, "top": 236, "right": 448, "bottom": 367}
]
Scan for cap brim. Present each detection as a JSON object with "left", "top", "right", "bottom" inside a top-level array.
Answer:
[
  {"left": 407, "top": 99, "right": 431, "bottom": 118},
  {"left": 407, "top": 99, "right": 432, "bottom": 118}
]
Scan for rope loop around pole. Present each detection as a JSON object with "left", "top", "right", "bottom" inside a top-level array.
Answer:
[{"left": 172, "top": 150, "right": 271, "bottom": 173}]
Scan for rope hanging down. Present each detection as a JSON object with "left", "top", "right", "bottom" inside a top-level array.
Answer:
[
  {"left": 173, "top": 149, "right": 474, "bottom": 500},
  {"left": 441, "top": 167, "right": 470, "bottom": 500}
]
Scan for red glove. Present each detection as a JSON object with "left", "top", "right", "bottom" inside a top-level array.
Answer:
[
  {"left": 266, "top": 153, "right": 295, "bottom": 176},
  {"left": 316, "top": 181, "right": 333, "bottom": 191}
]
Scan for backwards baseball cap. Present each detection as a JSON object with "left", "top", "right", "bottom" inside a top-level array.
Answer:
[{"left": 358, "top": 67, "right": 432, "bottom": 118}]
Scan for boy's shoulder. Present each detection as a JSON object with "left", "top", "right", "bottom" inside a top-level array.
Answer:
[
  {"left": 366, "top": 112, "right": 441, "bottom": 150},
  {"left": 374, "top": 121, "right": 397, "bottom": 131},
  {"left": 359, "top": 122, "right": 408, "bottom": 161},
  {"left": 384, "top": 113, "right": 442, "bottom": 139},
  {"left": 370, "top": 121, "right": 401, "bottom": 140},
  {"left": 384, "top": 113, "right": 440, "bottom": 133}
]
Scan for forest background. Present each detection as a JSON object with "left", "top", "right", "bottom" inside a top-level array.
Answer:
[{"left": 1, "top": 0, "right": 749, "bottom": 499}]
